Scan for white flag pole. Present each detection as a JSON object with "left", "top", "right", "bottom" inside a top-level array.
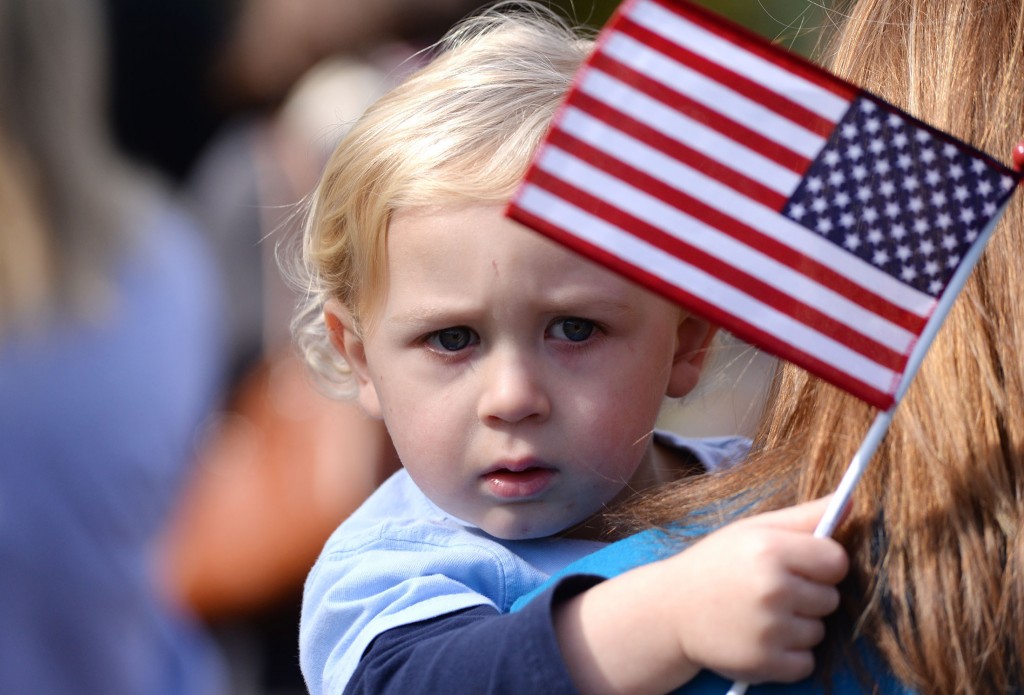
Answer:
[{"left": 725, "top": 204, "right": 1007, "bottom": 695}]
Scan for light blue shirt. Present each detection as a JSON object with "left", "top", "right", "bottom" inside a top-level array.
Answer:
[{"left": 299, "top": 432, "right": 749, "bottom": 694}]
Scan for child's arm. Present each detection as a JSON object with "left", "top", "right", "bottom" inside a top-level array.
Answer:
[{"left": 553, "top": 496, "right": 849, "bottom": 695}]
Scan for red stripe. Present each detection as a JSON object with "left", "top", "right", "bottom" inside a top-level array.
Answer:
[
  {"left": 633, "top": 0, "right": 858, "bottom": 101},
  {"left": 612, "top": 17, "right": 839, "bottom": 140},
  {"left": 527, "top": 167, "right": 910, "bottom": 373},
  {"left": 508, "top": 202, "right": 898, "bottom": 410},
  {"left": 567, "top": 90, "right": 788, "bottom": 209},
  {"left": 542, "top": 129, "right": 927, "bottom": 335},
  {"left": 584, "top": 53, "right": 810, "bottom": 175}
]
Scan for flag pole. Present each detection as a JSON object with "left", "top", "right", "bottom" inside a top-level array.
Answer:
[
  {"left": 725, "top": 204, "right": 1007, "bottom": 695},
  {"left": 810, "top": 203, "right": 1005, "bottom": 538}
]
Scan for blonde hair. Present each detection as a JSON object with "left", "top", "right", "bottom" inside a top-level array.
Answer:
[
  {"left": 290, "top": 2, "right": 593, "bottom": 397},
  {"left": 622, "top": 1, "right": 1024, "bottom": 691}
]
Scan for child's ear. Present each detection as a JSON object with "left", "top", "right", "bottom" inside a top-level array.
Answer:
[
  {"left": 324, "top": 299, "right": 383, "bottom": 419},
  {"left": 665, "top": 313, "right": 718, "bottom": 399}
]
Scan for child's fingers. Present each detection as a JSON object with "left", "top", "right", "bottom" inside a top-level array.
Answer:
[
  {"left": 748, "top": 495, "right": 832, "bottom": 533},
  {"left": 786, "top": 576, "right": 842, "bottom": 617},
  {"left": 753, "top": 649, "right": 815, "bottom": 684},
  {"left": 774, "top": 533, "right": 849, "bottom": 585}
]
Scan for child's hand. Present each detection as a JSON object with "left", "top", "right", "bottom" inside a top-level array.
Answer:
[{"left": 666, "top": 496, "right": 849, "bottom": 684}]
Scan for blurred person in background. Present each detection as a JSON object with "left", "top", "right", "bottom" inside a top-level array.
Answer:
[{"left": 0, "top": 0, "right": 229, "bottom": 692}]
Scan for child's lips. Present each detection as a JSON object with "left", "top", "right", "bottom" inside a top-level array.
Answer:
[{"left": 481, "top": 466, "right": 556, "bottom": 499}]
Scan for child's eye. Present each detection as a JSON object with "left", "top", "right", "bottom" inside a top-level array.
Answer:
[
  {"left": 550, "top": 317, "right": 596, "bottom": 342},
  {"left": 426, "top": 326, "right": 478, "bottom": 352}
]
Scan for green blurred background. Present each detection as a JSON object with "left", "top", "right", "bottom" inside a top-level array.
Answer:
[{"left": 557, "top": 0, "right": 837, "bottom": 58}]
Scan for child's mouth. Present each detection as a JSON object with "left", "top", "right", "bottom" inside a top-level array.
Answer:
[{"left": 481, "top": 467, "right": 555, "bottom": 499}]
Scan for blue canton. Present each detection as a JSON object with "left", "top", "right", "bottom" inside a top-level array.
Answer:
[{"left": 782, "top": 95, "right": 1016, "bottom": 296}]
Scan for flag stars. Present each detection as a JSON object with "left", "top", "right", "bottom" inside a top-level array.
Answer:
[{"left": 781, "top": 95, "right": 1014, "bottom": 298}]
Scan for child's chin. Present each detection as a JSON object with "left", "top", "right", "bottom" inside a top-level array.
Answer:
[{"left": 480, "top": 516, "right": 566, "bottom": 541}]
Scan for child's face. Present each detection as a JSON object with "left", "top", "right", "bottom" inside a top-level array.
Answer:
[{"left": 330, "top": 204, "right": 710, "bottom": 540}]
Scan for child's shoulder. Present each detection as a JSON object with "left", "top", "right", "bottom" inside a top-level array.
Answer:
[{"left": 652, "top": 431, "right": 751, "bottom": 473}]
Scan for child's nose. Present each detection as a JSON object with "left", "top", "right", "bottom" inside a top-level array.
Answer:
[{"left": 477, "top": 348, "right": 551, "bottom": 425}]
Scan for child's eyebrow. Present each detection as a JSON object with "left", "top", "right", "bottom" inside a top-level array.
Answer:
[{"left": 389, "top": 296, "right": 637, "bottom": 327}]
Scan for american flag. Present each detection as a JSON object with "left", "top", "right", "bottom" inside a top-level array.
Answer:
[{"left": 507, "top": 0, "right": 1021, "bottom": 409}]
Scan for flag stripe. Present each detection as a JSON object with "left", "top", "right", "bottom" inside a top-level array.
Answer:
[
  {"left": 533, "top": 143, "right": 922, "bottom": 359},
  {"left": 528, "top": 167, "right": 910, "bottom": 371},
  {"left": 584, "top": 57, "right": 809, "bottom": 180},
  {"left": 630, "top": 0, "right": 857, "bottom": 105},
  {"left": 615, "top": 16, "right": 837, "bottom": 139},
  {"left": 552, "top": 106, "right": 935, "bottom": 323},
  {"left": 511, "top": 184, "right": 903, "bottom": 404},
  {"left": 569, "top": 88, "right": 788, "bottom": 208},
  {"left": 601, "top": 31, "right": 831, "bottom": 161}
]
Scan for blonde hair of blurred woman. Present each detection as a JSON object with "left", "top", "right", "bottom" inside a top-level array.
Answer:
[
  {"left": 621, "top": 1, "right": 1024, "bottom": 692},
  {"left": 287, "top": 2, "right": 593, "bottom": 398},
  {"left": 0, "top": 0, "right": 147, "bottom": 332}
]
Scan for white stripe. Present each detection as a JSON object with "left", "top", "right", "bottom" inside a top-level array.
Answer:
[
  {"left": 556, "top": 108, "right": 932, "bottom": 319},
  {"left": 536, "top": 145, "right": 921, "bottom": 355},
  {"left": 628, "top": 0, "right": 851, "bottom": 121},
  {"left": 579, "top": 69, "right": 801, "bottom": 195},
  {"left": 603, "top": 31, "right": 828, "bottom": 160},
  {"left": 515, "top": 183, "right": 900, "bottom": 395}
]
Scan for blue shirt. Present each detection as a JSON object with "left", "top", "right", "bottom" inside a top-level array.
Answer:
[
  {"left": 515, "top": 525, "right": 916, "bottom": 693},
  {"left": 300, "top": 432, "right": 749, "bottom": 694},
  {"left": 0, "top": 198, "right": 227, "bottom": 694}
]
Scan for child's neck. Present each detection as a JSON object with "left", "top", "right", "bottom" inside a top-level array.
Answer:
[{"left": 561, "top": 438, "right": 705, "bottom": 542}]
